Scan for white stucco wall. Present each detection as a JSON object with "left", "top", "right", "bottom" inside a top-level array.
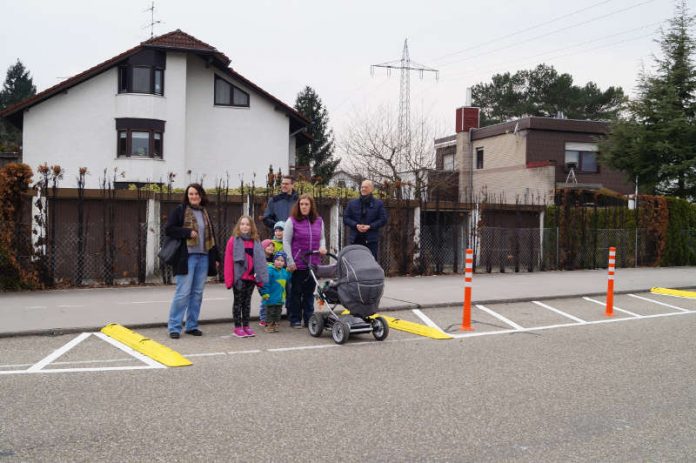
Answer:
[
  {"left": 22, "top": 68, "right": 121, "bottom": 187},
  {"left": 21, "top": 51, "right": 293, "bottom": 188},
  {"left": 112, "top": 52, "right": 187, "bottom": 186},
  {"left": 184, "top": 55, "right": 291, "bottom": 188}
]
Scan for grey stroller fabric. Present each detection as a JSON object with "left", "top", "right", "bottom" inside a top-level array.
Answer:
[{"left": 335, "top": 244, "right": 385, "bottom": 317}]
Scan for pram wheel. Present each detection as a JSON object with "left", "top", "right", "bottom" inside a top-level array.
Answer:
[
  {"left": 308, "top": 313, "right": 325, "bottom": 337},
  {"left": 371, "top": 316, "right": 389, "bottom": 341},
  {"left": 331, "top": 320, "right": 350, "bottom": 344}
]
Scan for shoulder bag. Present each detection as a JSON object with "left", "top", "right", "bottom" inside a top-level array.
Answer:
[{"left": 158, "top": 236, "right": 182, "bottom": 265}]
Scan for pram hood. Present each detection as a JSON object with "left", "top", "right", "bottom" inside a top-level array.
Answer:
[{"left": 336, "top": 245, "right": 385, "bottom": 317}]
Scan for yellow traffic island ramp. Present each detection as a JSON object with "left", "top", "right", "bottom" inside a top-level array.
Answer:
[
  {"left": 101, "top": 323, "right": 192, "bottom": 367},
  {"left": 373, "top": 314, "right": 453, "bottom": 340},
  {"left": 651, "top": 287, "right": 696, "bottom": 299}
]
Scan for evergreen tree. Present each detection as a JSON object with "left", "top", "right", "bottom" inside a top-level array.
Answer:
[
  {"left": 601, "top": 1, "right": 696, "bottom": 198},
  {"left": 294, "top": 86, "right": 339, "bottom": 184},
  {"left": 0, "top": 59, "right": 37, "bottom": 150},
  {"left": 471, "top": 64, "right": 625, "bottom": 125}
]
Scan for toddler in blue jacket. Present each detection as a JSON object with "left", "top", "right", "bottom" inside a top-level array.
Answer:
[{"left": 260, "top": 251, "right": 290, "bottom": 333}]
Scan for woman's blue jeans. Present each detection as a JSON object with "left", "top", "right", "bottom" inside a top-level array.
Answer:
[{"left": 168, "top": 254, "right": 209, "bottom": 333}]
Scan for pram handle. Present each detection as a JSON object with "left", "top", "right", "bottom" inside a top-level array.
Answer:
[{"left": 298, "top": 250, "right": 338, "bottom": 267}]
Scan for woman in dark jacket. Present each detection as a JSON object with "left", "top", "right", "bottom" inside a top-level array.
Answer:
[{"left": 165, "top": 183, "right": 220, "bottom": 339}]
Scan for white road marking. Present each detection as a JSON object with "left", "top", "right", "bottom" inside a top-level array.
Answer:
[
  {"left": 532, "top": 300, "right": 587, "bottom": 323},
  {"left": 185, "top": 352, "right": 227, "bottom": 358},
  {"left": 583, "top": 297, "right": 643, "bottom": 317},
  {"left": 27, "top": 332, "right": 91, "bottom": 372},
  {"left": 647, "top": 291, "right": 696, "bottom": 300},
  {"left": 0, "top": 358, "right": 141, "bottom": 368},
  {"left": 18, "top": 332, "right": 165, "bottom": 375},
  {"left": 269, "top": 344, "right": 338, "bottom": 352},
  {"left": 476, "top": 304, "right": 525, "bottom": 330},
  {"left": 412, "top": 308, "right": 447, "bottom": 333},
  {"left": 93, "top": 332, "right": 165, "bottom": 369},
  {"left": 226, "top": 350, "right": 262, "bottom": 355},
  {"left": 0, "top": 366, "right": 158, "bottom": 375},
  {"left": 54, "top": 358, "right": 134, "bottom": 365},
  {"left": 450, "top": 309, "right": 695, "bottom": 339},
  {"left": 2, "top": 300, "right": 695, "bottom": 375},
  {"left": 57, "top": 304, "right": 85, "bottom": 308},
  {"left": 628, "top": 294, "right": 690, "bottom": 313},
  {"left": 0, "top": 363, "right": 32, "bottom": 368},
  {"left": 25, "top": 305, "right": 47, "bottom": 309}
]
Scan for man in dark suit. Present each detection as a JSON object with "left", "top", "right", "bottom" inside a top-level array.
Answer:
[{"left": 343, "top": 180, "right": 388, "bottom": 260}]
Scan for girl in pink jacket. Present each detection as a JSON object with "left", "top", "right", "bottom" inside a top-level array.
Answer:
[{"left": 224, "top": 215, "right": 269, "bottom": 338}]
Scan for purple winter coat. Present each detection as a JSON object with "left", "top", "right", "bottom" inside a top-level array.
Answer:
[{"left": 287, "top": 216, "right": 324, "bottom": 269}]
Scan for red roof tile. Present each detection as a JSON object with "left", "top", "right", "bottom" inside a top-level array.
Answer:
[
  {"left": 0, "top": 29, "right": 307, "bottom": 130},
  {"left": 142, "top": 29, "right": 230, "bottom": 65}
]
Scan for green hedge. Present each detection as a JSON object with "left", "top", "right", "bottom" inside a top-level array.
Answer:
[{"left": 661, "top": 197, "right": 696, "bottom": 266}]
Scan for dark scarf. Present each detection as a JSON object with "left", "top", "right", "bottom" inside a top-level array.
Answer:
[{"left": 360, "top": 194, "right": 372, "bottom": 220}]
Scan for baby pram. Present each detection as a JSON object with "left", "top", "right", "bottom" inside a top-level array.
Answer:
[{"left": 302, "top": 245, "right": 389, "bottom": 344}]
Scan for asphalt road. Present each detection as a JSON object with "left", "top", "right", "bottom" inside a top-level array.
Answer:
[{"left": 1, "top": 293, "right": 695, "bottom": 462}]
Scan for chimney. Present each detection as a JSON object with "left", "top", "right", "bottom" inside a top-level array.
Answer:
[{"left": 456, "top": 106, "right": 480, "bottom": 133}]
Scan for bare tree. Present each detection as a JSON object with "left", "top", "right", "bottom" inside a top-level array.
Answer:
[{"left": 340, "top": 105, "right": 440, "bottom": 199}]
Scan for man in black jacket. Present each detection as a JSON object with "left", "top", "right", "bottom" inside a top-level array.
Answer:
[
  {"left": 263, "top": 175, "right": 298, "bottom": 231},
  {"left": 343, "top": 180, "right": 388, "bottom": 260}
]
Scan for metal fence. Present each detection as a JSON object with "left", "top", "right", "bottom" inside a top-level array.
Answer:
[
  {"left": 15, "top": 221, "right": 148, "bottom": 286},
  {"left": 10, "top": 187, "right": 696, "bottom": 287},
  {"left": 476, "top": 227, "right": 672, "bottom": 272}
]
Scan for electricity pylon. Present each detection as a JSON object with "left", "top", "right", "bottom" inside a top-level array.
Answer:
[{"left": 371, "top": 39, "right": 439, "bottom": 159}]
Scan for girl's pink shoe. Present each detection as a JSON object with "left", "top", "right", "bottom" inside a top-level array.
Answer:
[
  {"left": 243, "top": 326, "right": 256, "bottom": 337},
  {"left": 233, "top": 327, "right": 247, "bottom": 338}
]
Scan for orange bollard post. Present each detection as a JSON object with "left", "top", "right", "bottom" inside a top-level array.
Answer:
[
  {"left": 461, "top": 248, "right": 474, "bottom": 331},
  {"left": 606, "top": 246, "right": 616, "bottom": 317}
]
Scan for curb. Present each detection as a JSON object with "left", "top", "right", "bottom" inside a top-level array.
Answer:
[{"left": 1, "top": 286, "right": 694, "bottom": 339}]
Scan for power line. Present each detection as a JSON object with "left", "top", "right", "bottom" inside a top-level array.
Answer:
[
  {"left": 437, "top": 0, "right": 658, "bottom": 69},
  {"left": 430, "top": 0, "right": 617, "bottom": 63},
  {"left": 440, "top": 20, "right": 663, "bottom": 81},
  {"left": 440, "top": 30, "right": 658, "bottom": 83}
]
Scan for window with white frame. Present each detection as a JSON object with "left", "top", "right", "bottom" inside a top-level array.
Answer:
[{"left": 564, "top": 142, "right": 599, "bottom": 173}]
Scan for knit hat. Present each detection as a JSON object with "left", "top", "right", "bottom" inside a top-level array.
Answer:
[
  {"left": 262, "top": 239, "right": 273, "bottom": 250},
  {"left": 274, "top": 221, "right": 285, "bottom": 230},
  {"left": 273, "top": 251, "right": 287, "bottom": 262}
]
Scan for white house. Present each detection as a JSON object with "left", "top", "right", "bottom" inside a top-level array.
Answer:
[
  {"left": 0, "top": 30, "right": 310, "bottom": 188},
  {"left": 328, "top": 169, "right": 361, "bottom": 190}
]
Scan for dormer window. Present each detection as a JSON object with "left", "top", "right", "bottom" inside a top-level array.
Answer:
[
  {"left": 117, "top": 50, "right": 166, "bottom": 96},
  {"left": 214, "top": 75, "right": 250, "bottom": 107}
]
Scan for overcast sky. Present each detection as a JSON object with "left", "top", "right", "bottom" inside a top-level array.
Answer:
[{"left": 0, "top": 0, "right": 685, "bottom": 148}]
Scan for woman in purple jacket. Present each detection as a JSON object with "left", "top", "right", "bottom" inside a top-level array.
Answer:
[{"left": 283, "top": 193, "right": 327, "bottom": 328}]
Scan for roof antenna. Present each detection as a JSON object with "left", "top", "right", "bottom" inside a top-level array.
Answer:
[{"left": 145, "top": 1, "right": 162, "bottom": 38}]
